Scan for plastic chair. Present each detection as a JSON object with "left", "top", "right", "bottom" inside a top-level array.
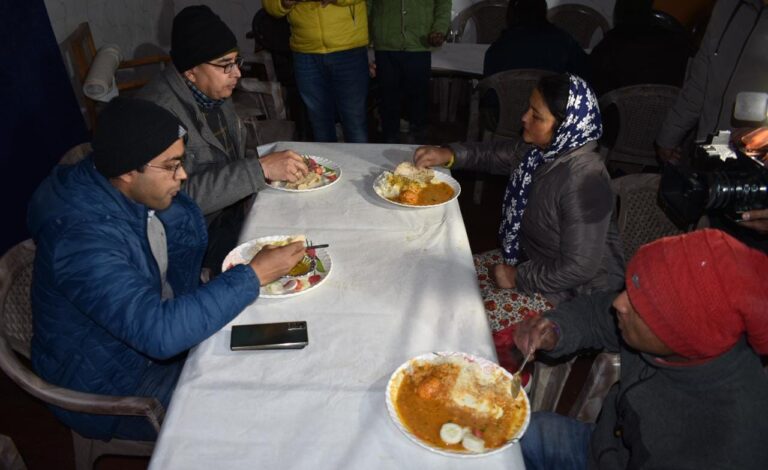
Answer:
[
  {"left": 0, "top": 240, "right": 164, "bottom": 470},
  {"left": 611, "top": 173, "right": 684, "bottom": 261},
  {"left": 234, "top": 78, "right": 296, "bottom": 146},
  {"left": 59, "top": 143, "right": 93, "bottom": 166},
  {"left": 598, "top": 84, "right": 680, "bottom": 171},
  {"left": 61, "top": 22, "right": 171, "bottom": 130},
  {"left": 469, "top": 68, "right": 555, "bottom": 142},
  {"left": 466, "top": 69, "right": 553, "bottom": 204},
  {"left": 529, "top": 352, "right": 620, "bottom": 423},
  {"left": 448, "top": 0, "right": 510, "bottom": 44},
  {"left": 547, "top": 3, "right": 610, "bottom": 50},
  {"left": 0, "top": 434, "right": 26, "bottom": 470}
]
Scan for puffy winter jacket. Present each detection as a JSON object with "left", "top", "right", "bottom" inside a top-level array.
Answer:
[
  {"left": 27, "top": 158, "right": 260, "bottom": 438},
  {"left": 449, "top": 138, "right": 625, "bottom": 305},
  {"left": 263, "top": 0, "right": 368, "bottom": 54}
]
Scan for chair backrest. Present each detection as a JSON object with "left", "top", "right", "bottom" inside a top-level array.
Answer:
[
  {"left": 0, "top": 239, "right": 35, "bottom": 359},
  {"left": 611, "top": 173, "right": 684, "bottom": 261},
  {"left": 476, "top": 68, "right": 554, "bottom": 140},
  {"left": 547, "top": 3, "right": 609, "bottom": 49},
  {"left": 450, "top": 0, "right": 510, "bottom": 44},
  {"left": 61, "top": 22, "right": 170, "bottom": 130},
  {"left": 598, "top": 84, "right": 680, "bottom": 169},
  {"left": 59, "top": 142, "right": 93, "bottom": 166},
  {"left": 529, "top": 352, "right": 620, "bottom": 423}
]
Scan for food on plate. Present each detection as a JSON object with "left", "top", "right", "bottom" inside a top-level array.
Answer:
[
  {"left": 392, "top": 355, "right": 527, "bottom": 453},
  {"left": 282, "top": 157, "right": 338, "bottom": 190},
  {"left": 223, "top": 235, "right": 328, "bottom": 295},
  {"left": 375, "top": 162, "right": 454, "bottom": 206}
]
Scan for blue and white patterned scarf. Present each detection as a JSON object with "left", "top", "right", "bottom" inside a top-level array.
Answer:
[
  {"left": 184, "top": 77, "right": 225, "bottom": 110},
  {"left": 498, "top": 74, "right": 602, "bottom": 265}
]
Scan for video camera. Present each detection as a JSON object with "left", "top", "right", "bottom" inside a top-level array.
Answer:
[{"left": 660, "top": 130, "right": 768, "bottom": 226}]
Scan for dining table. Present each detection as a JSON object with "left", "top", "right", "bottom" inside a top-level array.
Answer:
[{"left": 148, "top": 141, "right": 528, "bottom": 470}]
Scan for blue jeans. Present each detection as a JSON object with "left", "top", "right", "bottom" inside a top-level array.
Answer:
[
  {"left": 374, "top": 50, "right": 431, "bottom": 143},
  {"left": 293, "top": 47, "right": 369, "bottom": 143},
  {"left": 521, "top": 412, "right": 594, "bottom": 470}
]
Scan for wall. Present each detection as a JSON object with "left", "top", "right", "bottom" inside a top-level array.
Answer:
[{"left": 45, "top": 0, "right": 262, "bottom": 59}]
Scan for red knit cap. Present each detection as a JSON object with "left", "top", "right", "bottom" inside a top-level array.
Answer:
[{"left": 626, "top": 229, "right": 768, "bottom": 359}]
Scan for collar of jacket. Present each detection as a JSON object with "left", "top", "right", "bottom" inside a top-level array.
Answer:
[{"left": 160, "top": 67, "right": 242, "bottom": 157}]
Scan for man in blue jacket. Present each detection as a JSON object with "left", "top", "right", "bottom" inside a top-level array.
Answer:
[{"left": 27, "top": 98, "right": 305, "bottom": 441}]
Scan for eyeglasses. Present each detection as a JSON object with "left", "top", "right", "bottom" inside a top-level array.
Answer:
[
  {"left": 205, "top": 56, "right": 244, "bottom": 74},
  {"left": 144, "top": 158, "right": 185, "bottom": 178}
]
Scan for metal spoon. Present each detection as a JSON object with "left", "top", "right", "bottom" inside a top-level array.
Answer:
[{"left": 510, "top": 351, "right": 532, "bottom": 399}]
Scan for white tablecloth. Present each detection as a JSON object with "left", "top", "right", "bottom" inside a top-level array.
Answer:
[
  {"left": 431, "top": 43, "right": 490, "bottom": 76},
  {"left": 148, "top": 142, "right": 526, "bottom": 470}
]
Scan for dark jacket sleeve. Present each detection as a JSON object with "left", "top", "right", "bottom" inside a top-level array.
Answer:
[
  {"left": 543, "top": 292, "right": 622, "bottom": 357},
  {"left": 448, "top": 137, "right": 529, "bottom": 175},
  {"left": 655, "top": 0, "right": 727, "bottom": 148},
  {"left": 52, "top": 226, "right": 260, "bottom": 360},
  {"left": 515, "top": 156, "right": 615, "bottom": 295}
]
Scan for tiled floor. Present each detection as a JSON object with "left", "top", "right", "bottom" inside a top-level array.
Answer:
[{"left": 1, "top": 87, "right": 589, "bottom": 469}]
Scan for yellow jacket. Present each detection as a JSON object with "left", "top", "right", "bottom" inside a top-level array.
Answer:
[{"left": 263, "top": 0, "right": 368, "bottom": 54}]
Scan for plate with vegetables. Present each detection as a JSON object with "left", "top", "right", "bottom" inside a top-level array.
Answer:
[
  {"left": 221, "top": 235, "right": 332, "bottom": 298},
  {"left": 269, "top": 156, "right": 341, "bottom": 192}
]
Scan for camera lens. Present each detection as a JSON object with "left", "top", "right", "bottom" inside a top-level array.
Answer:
[{"left": 707, "top": 171, "right": 768, "bottom": 212}]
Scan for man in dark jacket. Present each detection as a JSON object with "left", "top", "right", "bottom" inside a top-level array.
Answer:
[
  {"left": 515, "top": 229, "right": 768, "bottom": 470},
  {"left": 138, "top": 5, "right": 309, "bottom": 273},
  {"left": 27, "top": 98, "right": 305, "bottom": 440}
]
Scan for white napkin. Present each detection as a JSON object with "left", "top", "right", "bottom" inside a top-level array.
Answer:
[{"left": 83, "top": 44, "right": 122, "bottom": 102}]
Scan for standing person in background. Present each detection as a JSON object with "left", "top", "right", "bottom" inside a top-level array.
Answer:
[
  {"left": 367, "top": 0, "right": 451, "bottom": 144},
  {"left": 655, "top": 0, "right": 768, "bottom": 163},
  {"left": 483, "top": 0, "right": 589, "bottom": 80},
  {"left": 138, "top": 5, "right": 308, "bottom": 274},
  {"left": 264, "top": 0, "right": 370, "bottom": 143}
]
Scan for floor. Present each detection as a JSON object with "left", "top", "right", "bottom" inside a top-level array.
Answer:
[{"left": 1, "top": 82, "right": 589, "bottom": 469}]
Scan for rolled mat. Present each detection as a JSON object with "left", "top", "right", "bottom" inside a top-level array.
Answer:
[{"left": 83, "top": 44, "right": 122, "bottom": 102}]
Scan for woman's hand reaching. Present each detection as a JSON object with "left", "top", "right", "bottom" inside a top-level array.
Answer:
[{"left": 413, "top": 146, "right": 452, "bottom": 168}]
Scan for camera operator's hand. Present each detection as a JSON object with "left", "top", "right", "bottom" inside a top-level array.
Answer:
[{"left": 740, "top": 209, "right": 768, "bottom": 235}]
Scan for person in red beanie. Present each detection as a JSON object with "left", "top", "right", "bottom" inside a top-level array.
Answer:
[{"left": 515, "top": 228, "right": 768, "bottom": 470}]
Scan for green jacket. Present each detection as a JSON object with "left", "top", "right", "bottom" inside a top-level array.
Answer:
[{"left": 367, "top": 0, "right": 452, "bottom": 51}]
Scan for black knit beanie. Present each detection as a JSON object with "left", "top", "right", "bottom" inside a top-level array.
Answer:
[
  {"left": 171, "top": 5, "right": 238, "bottom": 72},
  {"left": 92, "top": 98, "right": 185, "bottom": 178}
]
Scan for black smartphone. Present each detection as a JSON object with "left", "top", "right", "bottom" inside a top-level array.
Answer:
[{"left": 230, "top": 321, "right": 308, "bottom": 350}]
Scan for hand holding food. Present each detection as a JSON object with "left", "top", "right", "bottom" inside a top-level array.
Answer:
[
  {"left": 248, "top": 241, "right": 306, "bottom": 285},
  {"left": 413, "top": 145, "right": 452, "bottom": 168},
  {"left": 276, "top": 156, "right": 339, "bottom": 191},
  {"left": 260, "top": 150, "right": 309, "bottom": 183}
]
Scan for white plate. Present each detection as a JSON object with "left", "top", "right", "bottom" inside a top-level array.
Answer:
[
  {"left": 269, "top": 156, "right": 341, "bottom": 192},
  {"left": 373, "top": 171, "right": 461, "bottom": 208},
  {"left": 221, "top": 235, "right": 332, "bottom": 298},
  {"left": 385, "top": 352, "right": 530, "bottom": 458}
]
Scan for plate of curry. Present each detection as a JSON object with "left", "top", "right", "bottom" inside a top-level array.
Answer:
[
  {"left": 386, "top": 352, "right": 530, "bottom": 457},
  {"left": 373, "top": 171, "right": 460, "bottom": 208}
]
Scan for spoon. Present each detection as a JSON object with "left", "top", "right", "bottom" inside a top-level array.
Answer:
[{"left": 510, "top": 351, "right": 532, "bottom": 399}]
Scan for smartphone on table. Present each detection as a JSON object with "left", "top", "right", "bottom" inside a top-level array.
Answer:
[{"left": 230, "top": 321, "right": 308, "bottom": 350}]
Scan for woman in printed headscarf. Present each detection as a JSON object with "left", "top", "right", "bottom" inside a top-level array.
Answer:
[{"left": 413, "top": 74, "right": 625, "bottom": 344}]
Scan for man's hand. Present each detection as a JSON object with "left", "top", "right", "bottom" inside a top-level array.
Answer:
[
  {"left": 655, "top": 143, "right": 682, "bottom": 164},
  {"left": 514, "top": 316, "right": 559, "bottom": 356},
  {"left": 491, "top": 263, "right": 517, "bottom": 289},
  {"left": 741, "top": 208, "right": 768, "bottom": 234},
  {"left": 281, "top": 0, "right": 298, "bottom": 8},
  {"left": 413, "top": 145, "right": 452, "bottom": 168},
  {"left": 249, "top": 241, "right": 306, "bottom": 285},
  {"left": 260, "top": 150, "right": 309, "bottom": 182},
  {"left": 368, "top": 61, "right": 377, "bottom": 78},
  {"left": 428, "top": 31, "right": 446, "bottom": 47}
]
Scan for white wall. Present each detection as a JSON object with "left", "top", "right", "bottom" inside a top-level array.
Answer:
[{"left": 45, "top": 0, "right": 262, "bottom": 58}]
